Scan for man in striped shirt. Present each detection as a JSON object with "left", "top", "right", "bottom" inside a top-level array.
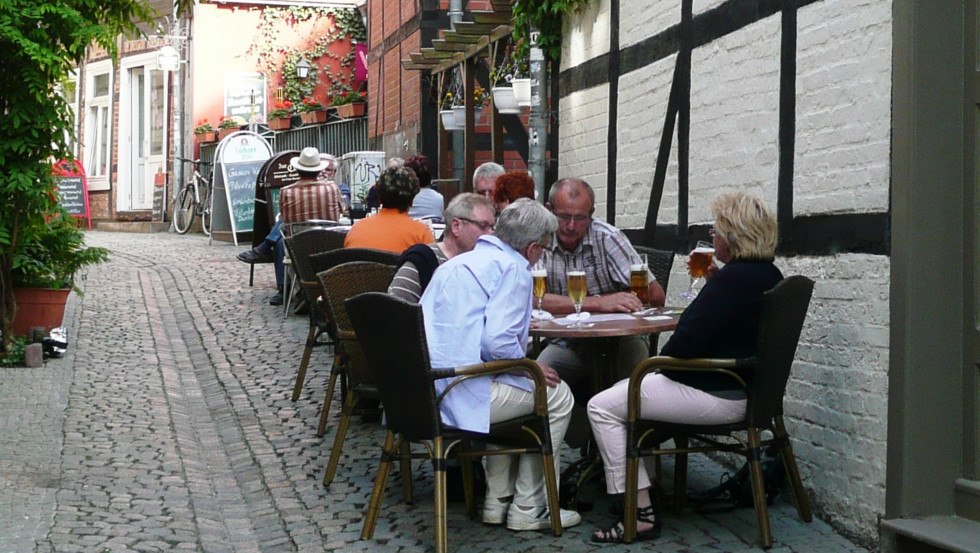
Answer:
[
  {"left": 388, "top": 193, "right": 496, "bottom": 302},
  {"left": 537, "top": 177, "right": 666, "bottom": 391}
]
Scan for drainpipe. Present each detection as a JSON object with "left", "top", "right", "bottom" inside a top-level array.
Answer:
[
  {"left": 450, "top": 0, "right": 464, "bottom": 183},
  {"left": 528, "top": 28, "right": 547, "bottom": 200}
]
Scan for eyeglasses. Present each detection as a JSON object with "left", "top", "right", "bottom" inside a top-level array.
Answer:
[
  {"left": 458, "top": 216, "right": 495, "bottom": 232},
  {"left": 553, "top": 212, "right": 592, "bottom": 224}
]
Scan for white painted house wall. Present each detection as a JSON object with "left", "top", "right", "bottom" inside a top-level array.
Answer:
[{"left": 560, "top": 0, "right": 891, "bottom": 547}]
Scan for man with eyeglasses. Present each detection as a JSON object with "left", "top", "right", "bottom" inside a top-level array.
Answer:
[
  {"left": 389, "top": 193, "right": 496, "bottom": 303},
  {"left": 537, "top": 177, "right": 666, "bottom": 391},
  {"left": 237, "top": 147, "right": 346, "bottom": 305}
]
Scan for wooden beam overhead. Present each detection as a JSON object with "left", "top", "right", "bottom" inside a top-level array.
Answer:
[
  {"left": 452, "top": 21, "right": 499, "bottom": 36},
  {"left": 471, "top": 11, "right": 512, "bottom": 25}
]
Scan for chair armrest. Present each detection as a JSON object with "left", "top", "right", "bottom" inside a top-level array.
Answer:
[
  {"left": 432, "top": 358, "right": 549, "bottom": 416},
  {"left": 626, "top": 356, "right": 751, "bottom": 421}
]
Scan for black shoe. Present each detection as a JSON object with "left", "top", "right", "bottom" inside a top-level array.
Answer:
[
  {"left": 238, "top": 248, "right": 273, "bottom": 263},
  {"left": 269, "top": 292, "right": 284, "bottom": 306}
]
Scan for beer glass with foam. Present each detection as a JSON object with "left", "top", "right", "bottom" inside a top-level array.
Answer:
[
  {"left": 681, "top": 240, "right": 714, "bottom": 301},
  {"left": 630, "top": 253, "right": 650, "bottom": 307},
  {"left": 567, "top": 270, "right": 587, "bottom": 327},
  {"left": 531, "top": 260, "right": 547, "bottom": 318}
]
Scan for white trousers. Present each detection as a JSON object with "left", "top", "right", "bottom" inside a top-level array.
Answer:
[
  {"left": 485, "top": 380, "right": 574, "bottom": 506},
  {"left": 587, "top": 373, "right": 747, "bottom": 494}
]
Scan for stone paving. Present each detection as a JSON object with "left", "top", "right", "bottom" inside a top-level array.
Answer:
[{"left": 0, "top": 231, "right": 871, "bottom": 552}]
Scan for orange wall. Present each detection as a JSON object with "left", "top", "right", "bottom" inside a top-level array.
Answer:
[{"left": 190, "top": 5, "right": 356, "bottom": 131}]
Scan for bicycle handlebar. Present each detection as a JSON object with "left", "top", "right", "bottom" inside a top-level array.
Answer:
[{"left": 175, "top": 156, "right": 213, "bottom": 168}]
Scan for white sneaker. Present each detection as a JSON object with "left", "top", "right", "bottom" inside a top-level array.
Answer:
[
  {"left": 505, "top": 505, "right": 582, "bottom": 531},
  {"left": 482, "top": 497, "right": 511, "bottom": 525}
]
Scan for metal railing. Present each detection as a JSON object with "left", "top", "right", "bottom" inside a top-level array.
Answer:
[{"left": 198, "top": 116, "right": 368, "bottom": 167}]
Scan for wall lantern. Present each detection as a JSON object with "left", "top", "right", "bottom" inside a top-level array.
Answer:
[
  {"left": 157, "top": 45, "right": 181, "bottom": 72},
  {"left": 295, "top": 58, "right": 312, "bottom": 79}
]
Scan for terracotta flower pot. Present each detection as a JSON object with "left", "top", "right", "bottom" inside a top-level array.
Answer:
[
  {"left": 218, "top": 127, "right": 238, "bottom": 140},
  {"left": 301, "top": 110, "right": 328, "bottom": 124},
  {"left": 336, "top": 102, "right": 366, "bottom": 118},
  {"left": 195, "top": 131, "right": 218, "bottom": 143},
  {"left": 10, "top": 287, "right": 71, "bottom": 337},
  {"left": 267, "top": 117, "right": 291, "bottom": 130}
]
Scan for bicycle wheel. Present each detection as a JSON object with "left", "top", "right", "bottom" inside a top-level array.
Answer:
[
  {"left": 200, "top": 184, "right": 212, "bottom": 236},
  {"left": 173, "top": 186, "right": 196, "bottom": 234}
]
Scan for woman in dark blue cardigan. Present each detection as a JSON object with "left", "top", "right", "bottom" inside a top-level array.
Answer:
[{"left": 588, "top": 192, "right": 782, "bottom": 543}]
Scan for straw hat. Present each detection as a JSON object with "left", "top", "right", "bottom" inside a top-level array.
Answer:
[{"left": 290, "top": 147, "right": 329, "bottom": 172}]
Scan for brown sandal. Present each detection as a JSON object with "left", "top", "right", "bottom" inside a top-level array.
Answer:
[{"left": 591, "top": 504, "right": 662, "bottom": 543}]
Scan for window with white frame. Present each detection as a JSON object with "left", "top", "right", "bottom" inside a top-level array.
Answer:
[{"left": 85, "top": 61, "right": 112, "bottom": 189}]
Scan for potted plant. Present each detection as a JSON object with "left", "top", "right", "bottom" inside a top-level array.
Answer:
[
  {"left": 489, "top": 57, "right": 521, "bottom": 114},
  {"left": 9, "top": 209, "right": 109, "bottom": 337},
  {"left": 331, "top": 89, "right": 367, "bottom": 118},
  {"left": 510, "top": 58, "right": 532, "bottom": 107},
  {"left": 267, "top": 101, "right": 294, "bottom": 131},
  {"left": 452, "top": 85, "right": 489, "bottom": 127},
  {"left": 440, "top": 90, "right": 462, "bottom": 131},
  {"left": 217, "top": 115, "right": 244, "bottom": 140},
  {"left": 194, "top": 119, "right": 217, "bottom": 143},
  {"left": 298, "top": 96, "right": 328, "bottom": 124}
]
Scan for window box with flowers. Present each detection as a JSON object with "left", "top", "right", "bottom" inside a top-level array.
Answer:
[
  {"left": 298, "top": 97, "right": 327, "bottom": 124},
  {"left": 194, "top": 119, "right": 217, "bottom": 143},
  {"left": 217, "top": 116, "right": 244, "bottom": 140},
  {"left": 331, "top": 90, "right": 366, "bottom": 119},
  {"left": 266, "top": 101, "right": 294, "bottom": 131}
]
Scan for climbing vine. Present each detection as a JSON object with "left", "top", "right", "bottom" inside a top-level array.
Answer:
[
  {"left": 512, "top": 0, "right": 590, "bottom": 64},
  {"left": 245, "top": 7, "right": 366, "bottom": 105}
]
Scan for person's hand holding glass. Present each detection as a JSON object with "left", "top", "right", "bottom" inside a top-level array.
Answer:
[{"left": 680, "top": 240, "right": 714, "bottom": 301}]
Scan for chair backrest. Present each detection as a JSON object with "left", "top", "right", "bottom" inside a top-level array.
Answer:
[
  {"left": 318, "top": 262, "right": 397, "bottom": 389},
  {"left": 309, "top": 247, "right": 399, "bottom": 277},
  {"left": 283, "top": 219, "right": 340, "bottom": 239},
  {"left": 747, "top": 275, "right": 814, "bottom": 426},
  {"left": 346, "top": 292, "right": 443, "bottom": 442},
  {"left": 284, "top": 227, "right": 343, "bottom": 286},
  {"left": 633, "top": 245, "right": 675, "bottom": 293}
]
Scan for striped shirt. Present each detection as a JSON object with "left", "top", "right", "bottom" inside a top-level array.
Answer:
[
  {"left": 279, "top": 178, "right": 345, "bottom": 224},
  {"left": 388, "top": 244, "right": 449, "bottom": 302},
  {"left": 542, "top": 219, "right": 650, "bottom": 296}
]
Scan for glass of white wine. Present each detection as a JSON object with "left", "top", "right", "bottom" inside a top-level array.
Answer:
[{"left": 567, "top": 270, "right": 587, "bottom": 327}]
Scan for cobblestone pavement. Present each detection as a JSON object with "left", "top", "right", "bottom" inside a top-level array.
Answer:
[{"left": 0, "top": 231, "right": 871, "bottom": 553}]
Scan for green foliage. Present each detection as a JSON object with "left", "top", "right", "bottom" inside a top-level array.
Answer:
[
  {"left": 0, "top": 0, "right": 152, "bottom": 352},
  {"left": 512, "top": 0, "right": 590, "bottom": 63},
  {"left": 0, "top": 336, "right": 27, "bottom": 367},
  {"left": 11, "top": 212, "right": 109, "bottom": 291}
]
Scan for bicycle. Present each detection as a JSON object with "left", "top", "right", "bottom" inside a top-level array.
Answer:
[{"left": 173, "top": 157, "right": 214, "bottom": 235}]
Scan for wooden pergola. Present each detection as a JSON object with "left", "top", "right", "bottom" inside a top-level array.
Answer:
[{"left": 401, "top": 0, "right": 516, "bottom": 191}]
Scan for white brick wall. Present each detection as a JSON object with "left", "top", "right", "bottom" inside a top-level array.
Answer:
[
  {"left": 561, "top": 0, "right": 611, "bottom": 71},
  {"left": 561, "top": 1, "right": 893, "bottom": 548}
]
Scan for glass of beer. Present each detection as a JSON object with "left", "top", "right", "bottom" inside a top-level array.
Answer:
[
  {"left": 531, "top": 260, "right": 547, "bottom": 318},
  {"left": 630, "top": 253, "right": 650, "bottom": 307},
  {"left": 681, "top": 240, "right": 714, "bottom": 301},
  {"left": 567, "top": 270, "right": 587, "bottom": 327}
]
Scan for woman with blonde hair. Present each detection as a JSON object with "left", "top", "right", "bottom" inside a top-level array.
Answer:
[{"left": 587, "top": 191, "right": 781, "bottom": 543}]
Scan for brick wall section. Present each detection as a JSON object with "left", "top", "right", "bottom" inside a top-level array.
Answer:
[{"left": 562, "top": 1, "right": 893, "bottom": 547}]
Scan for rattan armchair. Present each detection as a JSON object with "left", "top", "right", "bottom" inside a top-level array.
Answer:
[
  {"left": 621, "top": 275, "right": 815, "bottom": 548},
  {"left": 346, "top": 292, "right": 563, "bottom": 553}
]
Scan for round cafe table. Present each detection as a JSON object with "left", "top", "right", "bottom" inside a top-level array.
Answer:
[{"left": 529, "top": 308, "right": 682, "bottom": 509}]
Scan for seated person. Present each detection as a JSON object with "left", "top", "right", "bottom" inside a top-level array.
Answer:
[
  {"left": 406, "top": 154, "right": 444, "bottom": 220},
  {"left": 492, "top": 170, "right": 535, "bottom": 213},
  {"left": 473, "top": 161, "right": 505, "bottom": 198},
  {"left": 420, "top": 198, "right": 581, "bottom": 531},
  {"left": 237, "top": 148, "right": 344, "bottom": 305},
  {"left": 587, "top": 191, "right": 783, "bottom": 543},
  {"left": 365, "top": 157, "right": 405, "bottom": 211},
  {"left": 388, "top": 193, "right": 495, "bottom": 302},
  {"left": 344, "top": 166, "right": 434, "bottom": 253},
  {"left": 537, "top": 177, "right": 666, "bottom": 388}
]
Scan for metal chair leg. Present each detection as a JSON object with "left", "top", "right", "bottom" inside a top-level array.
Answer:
[
  {"left": 317, "top": 351, "right": 344, "bottom": 437},
  {"left": 291, "top": 323, "right": 316, "bottom": 401},
  {"left": 361, "top": 430, "right": 397, "bottom": 540},
  {"left": 400, "top": 440, "right": 414, "bottom": 504},
  {"left": 323, "top": 391, "right": 357, "bottom": 486},
  {"left": 672, "top": 436, "right": 688, "bottom": 513},
  {"left": 747, "top": 429, "right": 774, "bottom": 549},
  {"left": 541, "top": 451, "right": 563, "bottom": 537},
  {"left": 432, "top": 437, "right": 448, "bottom": 553},
  {"left": 774, "top": 416, "right": 812, "bottom": 522}
]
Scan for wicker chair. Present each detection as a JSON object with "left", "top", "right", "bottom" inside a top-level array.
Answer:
[
  {"left": 308, "top": 248, "right": 399, "bottom": 436},
  {"left": 318, "top": 262, "right": 397, "bottom": 485},
  {"left": 281, "top": 225, "right": 342, "bottom": 403},
  {"left": 621, "top": 275, "right": 814, "bottom": 547},
  {"left": 347, "top": 292, "right": 564, "bottom": 553}
]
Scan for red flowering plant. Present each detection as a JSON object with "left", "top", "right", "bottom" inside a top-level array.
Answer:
[
  {"left": 194, "top": 119, "right": 214, "bottom": 134},
  {"left": 217, "top": 115, "right": 242, "bottom": 129},
  {"left": 267, "top": 100, "right": 294, "bottom": 119},
  {"left": 330, "top": 89, "right": 366, "bottom": 106},
  {"left": 296, "top": 97, "right": 324, "bottom": 113}
]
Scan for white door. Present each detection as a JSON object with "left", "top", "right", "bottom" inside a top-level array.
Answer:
[{"left": 122, "top": 60, "right": 167, "bottom": 211}]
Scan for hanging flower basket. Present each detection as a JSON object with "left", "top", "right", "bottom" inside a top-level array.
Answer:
[
  {"left": 441, "top": 109, "right": 462, "bottom": 131},
  {"left": 512, "top": 78, "right": 532, "bottom": 107},
  {"left": 492, "top": 87, "right": 521, "bottom": 114},
  {"left": 267, "top": 117, "right": 291, "bottom": 131},
  {"left": 336, "top": 102, "right": 366, "bottom": 118},
  {"left": 452, "top": 106, "right": 484, "bottom": 128}
]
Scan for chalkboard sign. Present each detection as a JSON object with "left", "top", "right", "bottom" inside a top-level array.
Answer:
[
  {"left": 211, "top": 131, "right": 273, "bottom": 246},
  {"left": 52, "top": 159, "right": 92, "bottom": 229}
]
